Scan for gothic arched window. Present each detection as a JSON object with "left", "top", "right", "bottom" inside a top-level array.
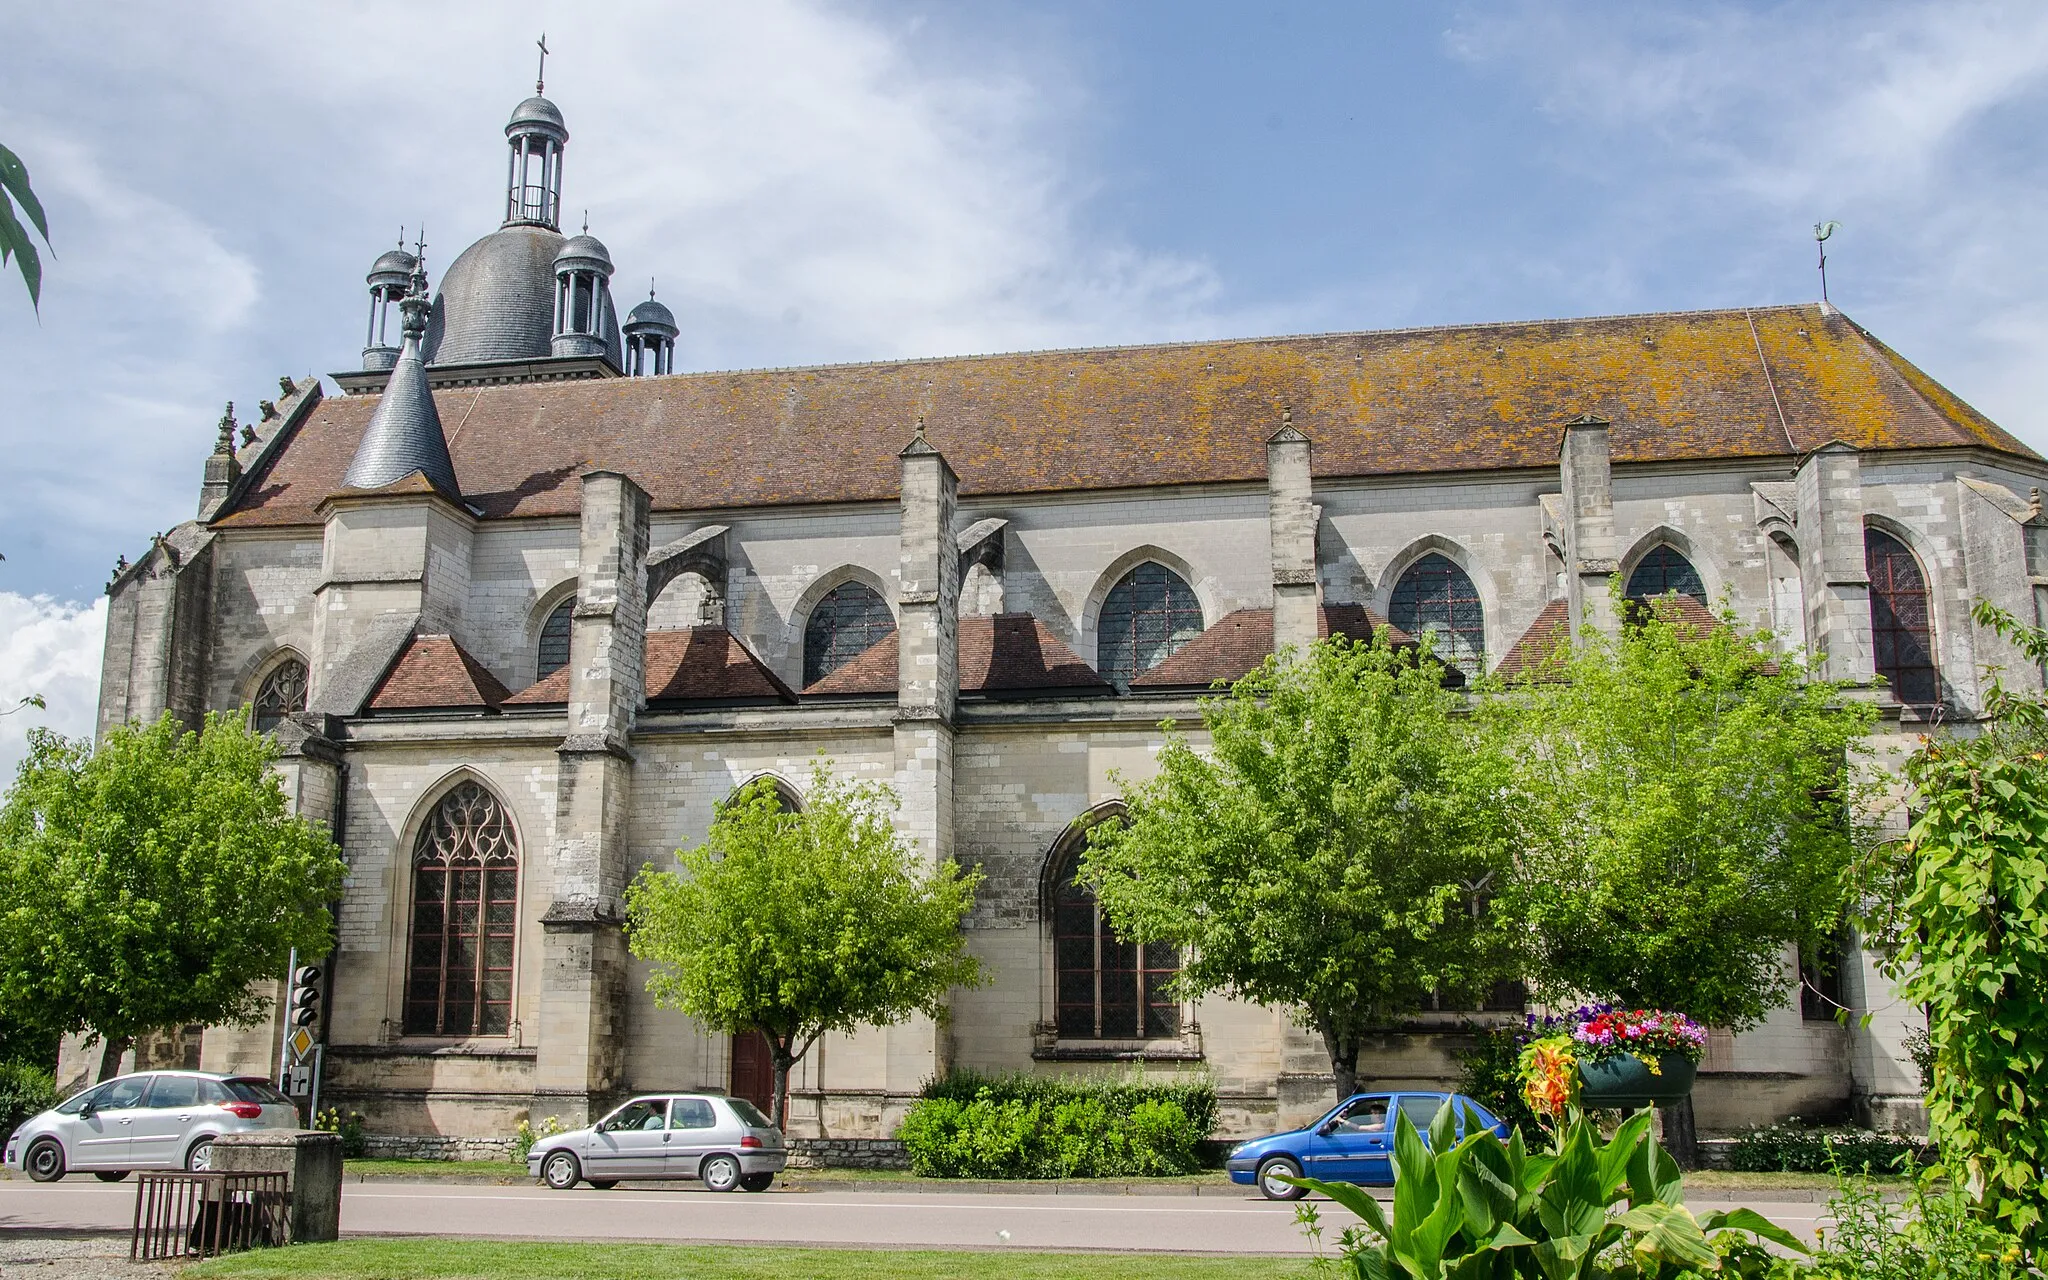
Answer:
[
  {"left": 1388, "top": 553, "right": 1485, "bottom": 673},
  {"left": 404, "top": 781, "right": 519, "bottom": 1038},
  {"left": 1050, "top": 825, "right": 1180, "bottom": 1039},
  {"left": 1866, "top": 528, "right": 1939, "bottom": 705},
  {"left": 252, "top": 657, "right": 307, "bottom": 732},
  {"left": 536, "top": 600, "right": 574, "bottom": 681},
  {"left": 803, "top": 582, "right": 895, "bottom": 687},
  {"left": 1625, "top": 545, "right": 1707, "bottom": 605},
  {"left": 1096, "top": 562, "right": 1203, "bottom": 690}
]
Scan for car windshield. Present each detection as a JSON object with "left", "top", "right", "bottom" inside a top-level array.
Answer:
[
  {"left": 225, "top": 1079, "right": 292, "bottom": 1106},
  {"left": 726, "top": 1098, "right": 774, "bottom": 1129}
]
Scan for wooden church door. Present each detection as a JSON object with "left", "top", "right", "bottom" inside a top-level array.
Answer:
[{"left": 729, "top": 1031, "right": 775, "bottom": 1116}]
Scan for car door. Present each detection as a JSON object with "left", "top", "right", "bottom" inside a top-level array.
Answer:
[
  {"left": 1303, "top": 1095, "right": 1393, "bottom": 1183},
  {"left": 70, "top": 1075, "right": 152, "bottom": 1169},
  {"left": 583, "top": 1099, "right": 671, "bottom": 1179},
  {"left": 129, "top": 1074, "right": 207, "bottom": 1167},
  {"left": 664, "top": 1097, "right": 719, "bottom": 1176}
]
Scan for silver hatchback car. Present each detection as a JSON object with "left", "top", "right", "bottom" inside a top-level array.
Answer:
[
  {"left": 4, "top": 1071, "right": 300, "bottom": 1181},
  {"left": 527, "top": 1093, "right": 787, "bottom": 1192}
]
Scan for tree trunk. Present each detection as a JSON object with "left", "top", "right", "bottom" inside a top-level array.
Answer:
[
  {"left": 96, "top": 1034, "right": 132, "bottom": 1083},
  {"left": 1662, "top": 1094, "right": 1699, "bottom": 1170},
  {"left": 1320, "top": 1025, "right": 1361, "bottom": 1100},
  {"left": 769, "top": 1055, "right": 791, "bottom": 1130}
]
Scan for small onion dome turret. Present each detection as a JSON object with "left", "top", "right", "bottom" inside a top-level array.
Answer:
[
  {"left": 367, "top": 247, "right": 419, "bottom": 293},
  {"left": 553, "top": 233, "right": 613, "bottom": 276},
  {"left": 623, "top": 287, "right": 678, "bottom": 377},
  {"left": 625, "top": 294, "right": 678, "bottom": 339},
  {"left": 506, "top": 95, "right": 568, "bottom": 143}
]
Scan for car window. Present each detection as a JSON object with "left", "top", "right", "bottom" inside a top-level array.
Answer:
[
  {"left": 225, "top": 1079, "right": 292, "bottom": 1106},
  {"left": 147, "top": 1076, "right": 203, "bottom": 1109},
  {"left": 726, "top": 1098, "right": 774, "bottom": 1129},
  {"left": 195, "top": 1078, "right": 230, "bottom": 1105},
  {"left": 55, "top": 1084, "right": 106, "bottom": 1116},
  {"left": 95, "top": 1077, "right": 150, "bottom": 1110},
  {"left": 603, "top": 1100, "right": 668, "bottom": 1132},
  {"left": 1332, "top": 1098, "right": 1389, "bottom": 1132},
  {"left": 1399, "top": 1096, "right": 1448, "bottom": 1132},
  {"left": 669, "top": 1099, "right": 716, "bottom": 1130}
]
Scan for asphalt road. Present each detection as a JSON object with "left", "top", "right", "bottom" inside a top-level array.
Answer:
[{"left": 0, "top": 1179, "right": 1832, "bottom": 1255}]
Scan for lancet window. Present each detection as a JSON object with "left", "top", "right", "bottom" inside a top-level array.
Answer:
[
  {"left": 252, "top": 658, "right": 308, "bottom": 733},
  {"left": 403, "top": 782, "right": 519, "bottom": 1038}
]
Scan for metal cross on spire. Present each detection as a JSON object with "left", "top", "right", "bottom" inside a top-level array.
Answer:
[{"left": 536, "top": 33, "right": 549, "bottom": 93}]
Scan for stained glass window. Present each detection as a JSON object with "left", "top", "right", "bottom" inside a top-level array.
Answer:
[
  {"left": 404, "top": 781, "right": 519, "bottom": 1038},
  {"left": 537, "top": 601, "right": 573, "bottom": 680},
  {"left": 1050, "top": 832, "right": 1179, "bottom": 1039},
  {"left": 1388, "top": 553, "right": 1485, "bottom": 674},
  {"left": 1866, "top": 529, "right": 1939, "bottom": 706},
  {"left": 1625, "top": 545, "right": 1707, "bottom": 604},
  {"left": 252, "top": 658, "right": 307, "bottom": 732},
  {"left": 1096, "top": 563, "right": 1203, "bottom": 690},
  {"left": 803, "top": 582, "right": 895, "bottom": 687}
]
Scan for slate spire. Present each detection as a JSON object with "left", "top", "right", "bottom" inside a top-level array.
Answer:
[{"left": 342, "top": 258, "right": 460, "bottom": 497}]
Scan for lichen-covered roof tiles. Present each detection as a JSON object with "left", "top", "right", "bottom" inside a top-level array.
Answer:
[
  {"left": 803, "top": 614, "right": 1111, "bottom": 698},
  {"left": 503, "top": 628, "right": 794, "bottom": 707},
  {"left": 367, "top": 634, "right": 512, "bottom": 711},
  {"left": 1130, "top": 604, "right": 1413, "bottom": 691},
  {"left": 216, "top": 304, "right": 2034, "bottom": 528}
]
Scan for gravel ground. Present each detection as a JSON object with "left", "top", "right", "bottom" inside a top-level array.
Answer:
[{"left": 0, "top": 1231, "right": 186, "bottom": 1278}]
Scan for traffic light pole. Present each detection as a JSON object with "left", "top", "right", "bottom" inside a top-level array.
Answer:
[{"left": 276, "top": 947, "right": 298, "bottom": 1092}]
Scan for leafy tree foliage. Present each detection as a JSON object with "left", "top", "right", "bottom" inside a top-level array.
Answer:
[
  {"left": 1081, "top": 633, "right": 1511, "bottom": 1098},
  {"left": 1486, "top": 597, "right": 1875, "bottom": 1029},
  {"left": 624, "top": 768, "right": 984, "bottom": 1126},
  {"left": 0, "top": 712, "right": 346, "bottom": 1080},
  {"left": 1865, "top": 601, "right": 2048, "bottom": 1252},
  {"left": 0, "top": 143, "right": 51, "bottom": 311}
]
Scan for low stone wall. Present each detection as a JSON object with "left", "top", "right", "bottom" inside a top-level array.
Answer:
[
  {"left": 786, "top": 1138, "right": 909, "bottom": 1170},
  {"left": 362, "top": 1134, "right": 517, "bottom": 1162}
]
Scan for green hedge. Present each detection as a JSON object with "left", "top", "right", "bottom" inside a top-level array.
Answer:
[
  {"left": 898, "top": 1070, "right": 1215, "bottom": 1178},
  {"left": 1727, "top": 1122, "right": 1930, "bottom": 1174},
  {"left": 0, "top": 1061, "right": 55, "bottom": 1147}
]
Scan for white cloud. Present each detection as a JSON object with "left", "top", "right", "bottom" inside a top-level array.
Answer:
[{"left": 0, "top": 593, "right": 107, "bottom": 786}]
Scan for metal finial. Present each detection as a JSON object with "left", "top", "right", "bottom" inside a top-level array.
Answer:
[
  {"left": 397, "top": 224, "right": 406, "bottom": 251},
  {"left": 413, "top": 225, "right": 427, "bottom": 261},
  {"left": 1814, "top": 221, "right": 1840, "bottom": 305},
  {"left": 649, "top": 278, "right": 657, "bottom": 300},
  {"left": 536, "top": 33, "right": 549, "bottom": 94},
  {"left": 582, "top": 210, "right": 589, "bottom": 235}
]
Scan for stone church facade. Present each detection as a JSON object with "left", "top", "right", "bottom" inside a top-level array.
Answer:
[{"left": 70, "top": 84, "right": 2048, "bottom": 1151}]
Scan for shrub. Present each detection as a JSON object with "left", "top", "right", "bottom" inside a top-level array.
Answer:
[
  {"left": 312, "top": 1107, "right": 368, "bottom": 1159},
  {"left": 1729, "top": 1122, "right": 1929, "bottom": 1175},
  {"left": 1816, "top": 1165, "right": 2031, "bottom": 1280},
  {"left": 514, "top": 1115, "right": 566, "bottom": 1164},
  {"left": 0, "top": 1060, "right": 54, "bottom": 1147},
  {"left": 896, "top": 1070, "right": 1212, "bottom": 1178},
  {"left": 1457, "top": 1022, "right": 1542, "bottom": 1135}
]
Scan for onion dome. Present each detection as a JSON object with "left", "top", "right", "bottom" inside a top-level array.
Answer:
[
  {"left": 367, "top": 247, "right": 418, "bottom": 292},
  {"left": 554, "top": 233, "right": 613, "bottom": 275},
  {"left": 507, "top": 95, "right": 568, "bottom": 142},
  {"left": 423, "top": 224, "right": 564, "bottom": 365},
  {"left": 625, "top": 294, "right": 678, "bottom": 338}
]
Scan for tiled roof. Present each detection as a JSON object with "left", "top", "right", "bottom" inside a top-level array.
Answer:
[
  {"left": 1492, "top": 600, "right": 1572, "bottom": 682},
  {"left": 503, "top": 627, "right": 795, "bottom": 707},
  {"left": 803, "top": 613, "right": 1113, "bottom": 697},
  {"left": 367, "top": 634, "right": 513, "bottom": 711},
  {"left": 1129, "top": 604, "right": 1412, "bottom": 691},
  {"left": 216, "top": 305, "right": 2034, "bottom": 528}
]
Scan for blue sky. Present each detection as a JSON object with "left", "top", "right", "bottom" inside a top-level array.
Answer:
[{"left": 3, "top": 0, "right": 2046, "bottom": 766}]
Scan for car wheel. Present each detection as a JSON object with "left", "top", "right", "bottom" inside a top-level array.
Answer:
[
  {"left": 540, "top": 1151, "right": 582, "bottom": 1191},
  {"left": 587, "top": 1180, "right": 618, "bottom": 1190},
  {"left": 24, "top": 1139, "right": 65, "bottom": 1182},
  {"left": 185, "top": 1139, "right": 215, "bottom": 1172},
  {"left": 1257, "top": 1155, "right": 1307, "bottom": 1201},
  {"left": 740, "top": 1172, "right": 774, "bottom": 1192},
  {"left": 95, "top": 1170, "right": 130, "bottom": 1183},
  {"left": 700, "top": 1154, "right": 742, "bottom": 1192}
]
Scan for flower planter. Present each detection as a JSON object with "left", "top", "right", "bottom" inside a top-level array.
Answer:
[{"left": 1577, "top": 1053, "right": 1697, "bottom": 1108}]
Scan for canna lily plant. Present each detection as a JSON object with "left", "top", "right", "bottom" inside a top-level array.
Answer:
[{"left": 1286, "top": 1102, "right": 1805, "bottom": 1280}]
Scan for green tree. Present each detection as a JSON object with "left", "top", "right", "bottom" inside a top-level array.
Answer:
[
  {"left": 1, "top": 143, "right": 51, "bottom": 310},
  {"left": 1081, "top": 633, "right": 1512, "bottom": 1099},
  {"left": 1864, "top": 600, "right": 2048, "bottom": 1253},
  {"left": 1485, "top": 595, "right": 1875, "bottom": 1157},
  {"left": 0, "top": 712, "right": 346, "bottom": 1081},
  {"left": 624, "top": 767, "right": 984, "bottom": 1127}
]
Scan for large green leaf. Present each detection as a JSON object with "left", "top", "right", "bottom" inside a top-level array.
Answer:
[
  {"left": 1537, "top": 1124, "right": 1605, "bottom": 1240},
  {"left": 1392, "top": 1109, "right": 1440, "bottom": 1254},
  {"left": 1617, "top": 1202, "right": 1720, "bottom": 1271},
  {"left": 1698, "top": 1207, "right": 1809, "bottom": 1254},
  {"left": 1597, "top": 1110, "right": 1653, "bottom": 1200},
  {"left": 1459, "top": 1130, "right": 1517, "bottom": 1238},
  {"left": 0, "top": 193, "right": 40, "bottom": 308},
  {"left": 1283, "top": 1174, "right": 1392, "bottom": 1240},
  {"left": 0, "top": 145, "right": 49, "bottom": 241},
  {"left": 1529, "top": 1233, "right": 1596, "bottom": 1280},
  {"left": 1625, "top": 1119, "right": 1684, "bottom": 1207}
]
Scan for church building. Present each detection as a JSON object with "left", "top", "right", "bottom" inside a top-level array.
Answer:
[{"left": 76, "top": 79, "right": 2048, "bottom": 1154}]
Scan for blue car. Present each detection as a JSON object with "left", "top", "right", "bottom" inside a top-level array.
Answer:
[{"left": 1226, "top": 1091, "right": 1510, "bottom": 1200}]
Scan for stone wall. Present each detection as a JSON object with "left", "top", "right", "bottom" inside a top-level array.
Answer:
[
  {"left": 786, "top": 1137, "right": 910, "bottom": 1170},
  {"left": 362, "top": 1133, "right": 518, "bottom": 1161}
]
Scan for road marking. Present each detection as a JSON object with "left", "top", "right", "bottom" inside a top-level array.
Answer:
[{"left": 341, "top": 1191, "right": 1298, "bottom": 1216}]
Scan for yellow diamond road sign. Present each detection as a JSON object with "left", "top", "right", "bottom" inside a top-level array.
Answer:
[{"left": 288, "top": 1028, "right": 315, "bottom": 1061}]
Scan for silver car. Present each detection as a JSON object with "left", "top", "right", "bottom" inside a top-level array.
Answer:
[
  {"left": 4, "top": 1071, "right": 300, "bottom": 1181},
  {"left": 527, "top": 1093, "right": 787, "bottom": 1192}
]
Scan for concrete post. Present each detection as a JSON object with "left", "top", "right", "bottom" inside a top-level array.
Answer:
[
  {"left": 1795, "top": 443, "right": 1874, "bottom": 684},
  {"left": 536, "top": 470, "right": 650, "bottom": 1126},
  {"left": 1267, "top": 409, "right": 1318, "bottom": 658},
  {"left": 1560, "top": 414, "right": 1620, "bottom": 637},
  {"left": 211, "top": 1130, "right": 343, "bottom": 1244}
]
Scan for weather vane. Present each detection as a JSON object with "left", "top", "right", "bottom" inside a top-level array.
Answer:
[
  {"left": 536, "top": 34, "right": 549, "bottom": 94},
  {"left": 1814, "top": 221, "right": 1840, "bottom": 306}
]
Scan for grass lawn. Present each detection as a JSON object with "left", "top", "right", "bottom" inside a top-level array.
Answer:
[
  {"left": 343, "top": 1159, "right": 529, "bottom": 1181},
  {"left": 184, "top": 1239, "right": 1319, "bottom": 1279}
]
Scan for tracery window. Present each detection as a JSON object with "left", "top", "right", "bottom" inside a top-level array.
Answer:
[
  {"left": 1388, "top": 553, "right": 1485, "bottom": 674},
  {"left": 403, "top": 781, "right": 519, "bottom": 1038},
  {"left": 802, "top": 582, "right": 895, "bottom": 687},
  {"left": 252, "top": 658, "right": 307, "bottom": 733},
  {"left": 1050, "top": 828, "right": 1180, "bottom": 1039},
  {"left": 1096, "top": 562, "right": 1203, "bottom": 691},
  {"left": 1625, "top": 545, "right": 1707, "bottom": 605},
  {"left": 1866, "top": 528, "right": 1939, "bottom": 705},
  {"left": 536, "top": 600, "right": 574, "bottom": 681}
]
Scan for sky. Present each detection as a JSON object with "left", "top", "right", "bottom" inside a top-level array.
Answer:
[{"left": 3, "top": 0, "right": 2047, "bottom": 775}]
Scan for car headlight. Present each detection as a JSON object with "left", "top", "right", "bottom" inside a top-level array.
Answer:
[{"left": 1228, "top": 1143, "right": 1248, "bottom": 1158}]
